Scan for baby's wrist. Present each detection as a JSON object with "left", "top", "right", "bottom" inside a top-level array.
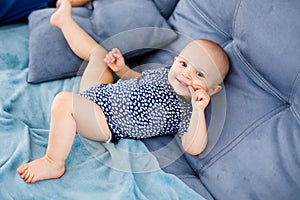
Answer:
[
  {"left": 193, "top": 105, "right": 206, "bottom": 112},
  {"left": 115, "top": 65, "right": 129, "bottom": 76}
]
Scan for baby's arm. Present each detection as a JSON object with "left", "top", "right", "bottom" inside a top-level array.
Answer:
[
  {"left": 104, "top": 48, "right": 142, "bottom": 80},
  {"left": 181, "top": 87, "right": 210, "bottom": 155}
]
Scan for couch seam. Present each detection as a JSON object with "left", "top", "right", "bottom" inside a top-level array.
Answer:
[
  {"left": 233, "top": 45, "right": 288, "bottom": 103},
  {"left": 200, "top": 104, "right": 289, "bottom": 172},
  {"left": 232, "top": 0, "right": 242, "bottom": 39},
  {"left": 189, "top": 0, "right": 231, "bottom": 40},
  {"left": 289, "top": 70, "right": 300, "bottom": 124},
  {"left": 289, "top": 70, "right": 300, "bottom": 103},
  {"left": 291, "top": 106, "right": 300, "bottom": 126}
]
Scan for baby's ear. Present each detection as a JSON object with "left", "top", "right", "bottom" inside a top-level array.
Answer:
[{"left": 208, "top": 85, "right": 222, "bottom": 96}]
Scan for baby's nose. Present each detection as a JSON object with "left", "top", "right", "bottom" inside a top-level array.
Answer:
[{"left": 182, "top": 68, "right": 192, "bottom": 79}]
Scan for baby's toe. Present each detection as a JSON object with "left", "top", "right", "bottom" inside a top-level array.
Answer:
[{"left": 17, "top": 163, "right": 28, "bottom": 174}]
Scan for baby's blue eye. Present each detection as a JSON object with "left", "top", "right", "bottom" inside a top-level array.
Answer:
[
  {"left": 180, "top": 61, "right": 187, "bottom": 67},
  {"left": 197, "top": 71, "right": 204, "bottom": 77}
]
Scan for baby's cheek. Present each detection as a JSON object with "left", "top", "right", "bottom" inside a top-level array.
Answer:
[
  {"left": 192, "top": 82, "right": 209, "bottom": 92},
  {"left": 192, "top": 83, "right": 203, "bottom": 91}
]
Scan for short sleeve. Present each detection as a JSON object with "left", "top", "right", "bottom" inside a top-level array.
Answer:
[{"left": 141, "top": 67, "right": 169, "bottom": 80}]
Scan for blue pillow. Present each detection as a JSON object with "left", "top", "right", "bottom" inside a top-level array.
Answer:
[
  {"left": 0, "top": 0, "right": 51, "bottom": 25},
  {"left": 152, "top": 0, "right": 179, "bottom": 19},
  {"left": 27, "top": 0, "right": 177, "bottom": 83}
]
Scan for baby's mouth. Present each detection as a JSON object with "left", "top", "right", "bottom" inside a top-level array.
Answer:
[{"left": 176, "top": 77, "right": 189, "bottom": 87}]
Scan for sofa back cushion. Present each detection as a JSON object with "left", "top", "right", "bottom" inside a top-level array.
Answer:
[
  {"left": 168, "top": 0, "right": 300, "bottom": 199},
  {"left": 152, "top": 0, "right": 179, "bottom": 19}
]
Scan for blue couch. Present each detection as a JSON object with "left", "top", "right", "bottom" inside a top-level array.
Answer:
[
  {"left": 143, "top": 0, "right": 300, "bottom": 199},
  {"left": 1, "top": 0, "right": 299, "bottom": 199}
]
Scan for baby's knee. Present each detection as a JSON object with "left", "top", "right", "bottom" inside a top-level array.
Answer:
[{"left": 51, "top": 92, "right": 73, "bottom": 114}]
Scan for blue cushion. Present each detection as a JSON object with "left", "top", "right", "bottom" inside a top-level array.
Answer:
[
  {"left": 144, "top": 0, "right": 300, "bottom": 199},
  {"left": 27, "top": 7, "right": 94, "bottom": 83},
  {"left": 0, "top": 0, "right": 52, "bottom": 25},
  {"left": 27, "top": 0, "right": 177, "bottom": 83},
  {"left": 152, "top": 0, "right": 179, "bottom": 19}
]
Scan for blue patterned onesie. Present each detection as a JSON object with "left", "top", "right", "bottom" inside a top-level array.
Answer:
[{"left": 80, "top": 67, "right": 192, "bottom": 143}]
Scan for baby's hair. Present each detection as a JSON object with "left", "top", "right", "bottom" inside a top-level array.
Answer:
[{"left": 196, "top": 39, "right": 230, "bottom": 81}]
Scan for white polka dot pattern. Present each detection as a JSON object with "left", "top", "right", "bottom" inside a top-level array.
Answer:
[{"left": 80, "top": 67, "right": 192, "bottom": 142}]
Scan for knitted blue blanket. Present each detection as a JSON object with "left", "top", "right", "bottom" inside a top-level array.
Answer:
[{"left": 0, "top": 24, "right": 204, "bottom": 200}]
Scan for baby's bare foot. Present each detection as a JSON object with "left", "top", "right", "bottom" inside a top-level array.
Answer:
[
  {"left": 17, "top": 156, "right": 65, "bottom": 183},
  {"left": 50, "top": 0, "right": 72, "bottom": 28}
]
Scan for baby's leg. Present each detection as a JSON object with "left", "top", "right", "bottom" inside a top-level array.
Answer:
[
  {"left": 50, "top": 0, "right": 97, "bottom": 60},
  {"left": 17, "top": 92, "right": 110, "bottom": 183},
  {"left": 50, "top": 0, "right": 114, "bottom": 90},
  {"left": 79, "top": 46, "right": 114, "bottom": 92}
]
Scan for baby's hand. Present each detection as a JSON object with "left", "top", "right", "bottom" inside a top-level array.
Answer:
[
  {"left": 189, "top": 86, "right": 210, "bottom": 111},
  {"left": 104, "top": 48, "right": 125, "bottom": 72}
]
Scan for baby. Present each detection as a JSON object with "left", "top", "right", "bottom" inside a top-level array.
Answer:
[{"left": 17, "top": 0, "right": 229, "bottom": 183}]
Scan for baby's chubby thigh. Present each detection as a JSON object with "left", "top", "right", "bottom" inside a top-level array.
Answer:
[{"left": 71, "top": 93, "right": 111, "bottom": 142}]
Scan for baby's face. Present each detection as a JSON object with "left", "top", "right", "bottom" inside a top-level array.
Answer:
[
  {"left": 168, "top": 56, "right": 209, "bottom": 98},
  {"left": 168, "top": 41, "right": 222, "bottom": 99}
]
